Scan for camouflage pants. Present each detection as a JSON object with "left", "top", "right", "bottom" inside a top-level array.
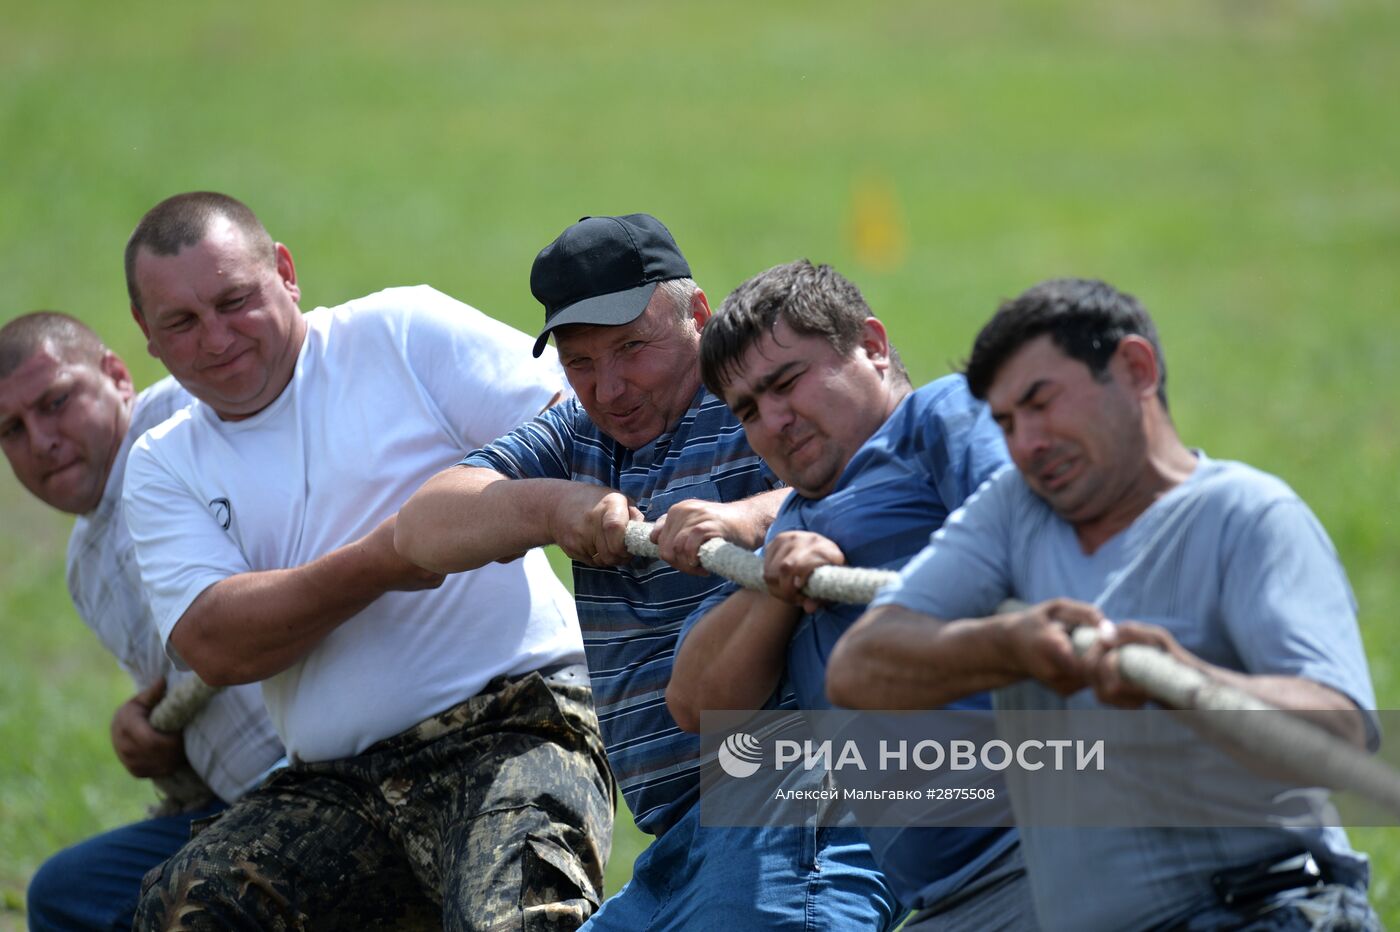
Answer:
[{"left": 134, "top": 670, "right": 615, "bottom": 931}]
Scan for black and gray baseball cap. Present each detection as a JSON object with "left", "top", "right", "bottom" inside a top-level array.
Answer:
[{"left": 530, "top": 213, "right": 691, "bottom": 357}]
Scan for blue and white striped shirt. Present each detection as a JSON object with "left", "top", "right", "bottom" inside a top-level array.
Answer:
[{"left": 462, "top": 387, "right": 781, "bottom": 835}]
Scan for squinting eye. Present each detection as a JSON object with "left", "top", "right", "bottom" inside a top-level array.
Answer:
[{"left": 47, "top": 393, "right": 69, "bottom": 412}]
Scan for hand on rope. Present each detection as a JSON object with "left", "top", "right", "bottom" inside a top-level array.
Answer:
[
  {"left": 762, "top": 531, "right": 848, "bottom": 613},
  {"left": 549, "top": 486, "right": 642, "bottom": 567},
  {"left": 124, "top": 676, "right": 221, "bottom": 815},
  {"left": 111, "top": 679, "right": 187, "bottom": 778},
  {"left": 623, "top": 520, "right": 898, "bottom": 603},
  {"left": 1002, "top": 598, "right": 1400, "bottom": 816},
  {"left": 626, "top": 520, "right": 1400, "bottom": 816}
]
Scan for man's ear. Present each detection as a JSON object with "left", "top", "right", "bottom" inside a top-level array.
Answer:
[
  {"left": 129, "top": 304, "right": 159, "bottom": 359},
  {"left": 1116, "top": 335, "right": 1161, "bottom": 400},
  {"left": 859, "top": 317, "right": 892, "bottom": 372},
  {"left": 275, "top": 243, "right": 301, "bottom": 305},
  {"left": 688, "top": 287, "right": 712, "bottom": 332},
  {"left": 99, "top": 350, "right": 136, "bottom": 401}
]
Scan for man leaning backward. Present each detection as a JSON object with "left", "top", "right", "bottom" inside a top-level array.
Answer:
[
  {"left": 122, "top": 191, "right": 612, "bottom": 930},
  {"left": 397, "top": 215, "right": 902, "bottom": 929},
  {"left": 828, "top": 278, "right": 1381, "bottom": 931}
]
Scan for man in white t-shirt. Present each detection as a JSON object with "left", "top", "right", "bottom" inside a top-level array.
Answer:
[{"left": 120, "top": 191, "right": 613, "bottom": 930}]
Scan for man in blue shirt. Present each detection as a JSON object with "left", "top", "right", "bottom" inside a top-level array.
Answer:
[
  {"left": 827, "top": 277, "right": 1380, "bottom": 931},
  {"left": 397, "top": 216, "right": 899, "bottom": 930},
  {"left": 668, "top": 258, "right": 1034, "bottom": 930}
]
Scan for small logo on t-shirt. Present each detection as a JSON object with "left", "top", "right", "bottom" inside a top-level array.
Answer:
[{"left": 209, "top": 497, "right": 232, "bottom": 530}]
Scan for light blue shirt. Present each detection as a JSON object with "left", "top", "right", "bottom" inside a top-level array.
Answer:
[{"left": 876, "top": 453, "right": 1377, "bottom": 931}]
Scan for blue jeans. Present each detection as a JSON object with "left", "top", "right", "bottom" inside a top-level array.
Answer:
[
  {"left": 581, "top": 803, "right": 902, "bottom": 931},
  {"left": 27, "top": 800, "right": 226, "bottom": 932}
]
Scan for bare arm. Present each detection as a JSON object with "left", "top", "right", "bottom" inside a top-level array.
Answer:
[
  {"left": 667, "top": 589, "right": 802, "bottom": 733},
  {"left": 172, "top": 515, "right": 443, "bottom": 686},
  {"left": 826, "top": 599, "right": 1101, "bottom": 709},
  {"left": 396, "top": 465, "right": 642, "bottom": 573}
]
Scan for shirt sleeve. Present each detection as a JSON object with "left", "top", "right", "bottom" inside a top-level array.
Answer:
[
  {"left": 122, "top": 440, "right": 253, "bottom": 668},
  {"left": 1220, "top": 497, "right": 1379, "bottom": 742},
  {"left": 919, "top": 376, "right": 1010, "bottom": 511},
  {"left": 871, "top": 465, "right": 1018, "bottom": 622},
  {"left": 459, "top": 399, "right": 581, "bottom": 481},
  {"left": 400, "top": 286, "right": 566, "bottom": 450}
]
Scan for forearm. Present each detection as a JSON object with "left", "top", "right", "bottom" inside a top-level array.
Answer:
[
  {"left": 1185, "top": 665, "right": 1369, "bottom": 749},
  {"left": 729, "top": 488, "right": 793, "bottom": 549},
  {"left": 172, "top": 539, "right": 401, "bottom": 685},
  {"left": 396, "top": 466, "right": 562, "bottom": 572},
  {"left": 826, "top": 604, "right": 1028, "bottom": 709},
  {"left": 668, "top": 590, "right": 801, "bottom": 733}
]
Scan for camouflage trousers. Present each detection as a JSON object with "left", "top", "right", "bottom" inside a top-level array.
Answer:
[{"left": 134, "top": 669, "right": 615, "bottom": 931}]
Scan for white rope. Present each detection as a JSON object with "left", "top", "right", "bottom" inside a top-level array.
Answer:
[
  {"left": 149, "top": 676, "right": 220, "bottom": 732},
  {"left": 626, "top": 521, "right": 1400, "bottom": 816},
  {"left": 139, "top": 676, "right": 222, "bottom": 813},
  {"left": 1061, "top": 617, "right": 1400, "bottom": 815},
  {"left": 624, "top": 520, "right": 898, "bottom": 604}
]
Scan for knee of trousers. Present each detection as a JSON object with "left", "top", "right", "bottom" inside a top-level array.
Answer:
[{"left": 133, "top": 854, "right": 294, "bottom": 931}]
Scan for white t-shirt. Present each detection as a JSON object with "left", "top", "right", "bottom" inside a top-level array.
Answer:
[{"left": 124, "top": 286, "right": 583, "bottom": 762}]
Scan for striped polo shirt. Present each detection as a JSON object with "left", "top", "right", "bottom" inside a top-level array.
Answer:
[{"left": 461, "top": 387, "right": 781, "bottom": 835}]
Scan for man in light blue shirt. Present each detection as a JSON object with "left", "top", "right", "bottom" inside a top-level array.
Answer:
[{"left": 827, "top": 277, "right": 1380, "bottom": 931}]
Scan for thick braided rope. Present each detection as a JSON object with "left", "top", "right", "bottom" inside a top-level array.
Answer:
[
  {"left": 1060, "top": 617, "right": 1400, "bottom": 815},
  {"left": 625, "top": 521, "right": 1400, "bottom": 815},
  {"left": 145, "top": 676, "right": 221, "bottom": 813},
  {"left": 149, "top": 676, "right": 220, "bottom": 732},
  {"left": 624, "top": 520, "right": 898, "bottom": 604}
]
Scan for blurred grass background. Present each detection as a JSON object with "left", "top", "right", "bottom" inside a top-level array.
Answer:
[{"left": 2, "top": 0, "right": 1396, "bottom": 925}]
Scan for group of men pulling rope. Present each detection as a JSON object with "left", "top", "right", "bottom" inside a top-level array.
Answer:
[{"left": 0, "top": 199, "right": 1385, "bottom": 930}]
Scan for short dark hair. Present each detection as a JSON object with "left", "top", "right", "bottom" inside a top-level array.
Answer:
[
  {"left": 700, "top": 259, "right": 906, "bottom": 396},
  {"left": 965, "top": 277, "right": 1168, "bottom": 409},
  {"left": 0, "top": 311, "right": 105, "bottom": 380},
  {"left": 125, "top": 192, "right": 275, "bottom": 313}
]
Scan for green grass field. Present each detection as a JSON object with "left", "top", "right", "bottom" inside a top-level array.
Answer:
[{"left": 2, "top": 0, "right": 1397, "bottom": 926}]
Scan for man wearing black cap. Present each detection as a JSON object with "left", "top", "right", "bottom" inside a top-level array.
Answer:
[{"left": 397, "top": 215, "right": 901, "bottom": 930}]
